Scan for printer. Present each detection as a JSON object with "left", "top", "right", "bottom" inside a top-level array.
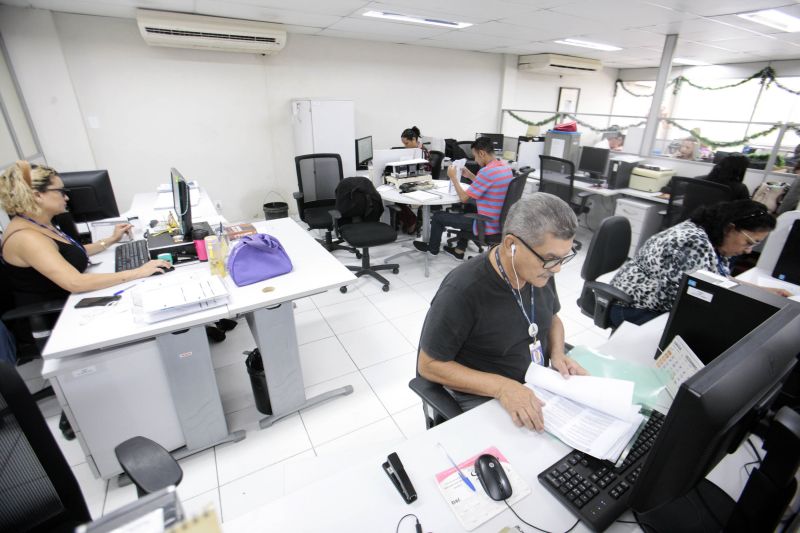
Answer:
[
  {"left": 607, "top": 155, "right": 644, "bottom": 189},
  {"left": 384, "top": 158, "right": 433, "bottom": 188},
  {"left": 629, "top": 165, "right": 676, "bottom": 192}
]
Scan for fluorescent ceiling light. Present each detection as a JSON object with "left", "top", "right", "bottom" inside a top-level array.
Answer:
[
  {"left": 553, "top": 38, "right": 622, "bottom": 52},
  {"left": 736, "top": 9, "right": 800, "bottom": 33},
  {"left": 362, "top": 10, "right": 472, "bottom": 29},
  {"left": 673, "top": 57, "right": 712, "bottom": 66}
]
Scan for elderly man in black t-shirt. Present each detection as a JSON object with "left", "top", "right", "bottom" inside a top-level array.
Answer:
[{"left": 418, "top": 193, "right": 587, "bottom": 432}]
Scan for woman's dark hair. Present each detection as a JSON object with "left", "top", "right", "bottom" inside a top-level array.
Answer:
[
  {"left": 401, "top": 126, "right": 421, "bottom": 141},
  {"left": 708, "top": 153, "right": 749, "bottom": 183},
  {"left": 690, "top": 199, "right": 776, "bottom": 247}
]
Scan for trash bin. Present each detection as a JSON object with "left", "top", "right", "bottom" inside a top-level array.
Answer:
[
  {"left": 244, "top": 348, "right": 272, "bottom": 415},
  {"left": 263, "top": 202, "right": 288, "bottom": 220}
]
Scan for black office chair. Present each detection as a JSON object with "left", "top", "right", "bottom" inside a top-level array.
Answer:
[
  {"left": 429, "top": 150, "right": 445, "bottom": 181},
  {"left": 331, "top": 177, "right": 399, "bottom": 293},
  {"left": 662, "top": 176, "right": 734, "bottom": 229},
  {"left": 577, "top": 216, "right": 634, "bottom": 330},
  {"left": 0, "top": 361, "right": 183, "bottom": 532},
  {"left": 457, "top": 141, "right": 473, "bottom": 158},
  {"left": 539, "top": 155, "right": 591, "bottom": 250},
  {"left": 293, "top": 154, "right": 358, "bottom": 256}
]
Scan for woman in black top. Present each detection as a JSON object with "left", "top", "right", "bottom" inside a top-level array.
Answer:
[
  {"left": 0, "top": 161, "right": 170, "bottom": 305},
  {"left": 701, "top": 153, "right": 751, "bottom": 200}
]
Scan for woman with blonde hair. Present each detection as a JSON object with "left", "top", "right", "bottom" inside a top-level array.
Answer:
[{"left": 0, "top": 161, "right": 170, "bottom": 307}]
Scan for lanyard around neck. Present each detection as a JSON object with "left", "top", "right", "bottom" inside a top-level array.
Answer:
[
  {"left": 493, "top": 246, "right": 538, "bottom": 340},
  {"left": 20, "top": 215, "right": 89, "bottom": 261}
]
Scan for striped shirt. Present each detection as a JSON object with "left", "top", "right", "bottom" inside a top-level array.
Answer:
[{"left": 466, "top": 159, "right": 514, "bottom": 235}]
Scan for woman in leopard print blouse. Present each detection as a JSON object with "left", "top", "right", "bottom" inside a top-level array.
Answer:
[{"left": 608, "top": 200, "right": 790, "bottom": 328}]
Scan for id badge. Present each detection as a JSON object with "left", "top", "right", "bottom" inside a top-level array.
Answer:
[{"left": 530, "top": 340, "right": 544, "bottom": 366}]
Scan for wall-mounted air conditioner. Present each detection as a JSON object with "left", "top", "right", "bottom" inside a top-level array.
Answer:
[
  {"left": 136, "top": 9, "right": 287, "bottom": 55},
  {"left": 518, "top": 54, "right": 602, "bottom": 75}
]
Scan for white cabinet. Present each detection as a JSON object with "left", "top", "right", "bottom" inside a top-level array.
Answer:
[
  {"left": 291, "top": 99, "right": 356, "bottom": 177},
  {"left": 615, "top": 198, "right": 663, "bottom": 257}
]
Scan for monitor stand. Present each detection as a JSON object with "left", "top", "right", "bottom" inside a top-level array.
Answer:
[{"left": 635, "top": 406, "right": 800, "bottom": 533}]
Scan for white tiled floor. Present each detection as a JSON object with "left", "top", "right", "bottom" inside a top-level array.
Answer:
[{"left": 40, "top": 225, "right": 612, "bottom": 523}]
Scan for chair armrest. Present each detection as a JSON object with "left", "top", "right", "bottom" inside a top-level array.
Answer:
[
  {"left": 115, "top": 436, "right": 183, "bottom": 496},
  {"left": 292, "top": 191, "right": 303, "bottom": 200},
  {"left": 586, "top": 281, "right": 633, "bottom": 305},
  {"left": 577, "top": 191, "right": 593, "bottom": 198},
  {"left": 408, "top": 377, "right": 463, "bottom": 421},
  {"left": 462, "top": 213, "right": 489, "bottom": 243},
  {"left": 2, "top": 300, "right": 65, "bottom": 322}
]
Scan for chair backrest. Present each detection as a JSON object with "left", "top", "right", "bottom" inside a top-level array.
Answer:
[
  {"left": 429, "top": 150, "right": 445, "bottom": 181},
  {"left": 498, "top": 175, "right": 528, "bottom": 231},
  {"left": 577, "top": 216, "right": 631, "bottom": 317},
  {"left": 539, "top": 155, "right": 576, "bottom": 205},
  {"left": 294, "top": 154, "right": 344, "bottom": 220},
  {"left": 0, "top": 361, "right": 91, "bottom": 532},
  {"left": 664, "top": 176, "right": 734, "bottom": 228},
  {"left": 457, "top": 141, "right": 473, "bottom": 158},
  {"left": 334, "top": 176, "right": 384, "bottom": 224}
]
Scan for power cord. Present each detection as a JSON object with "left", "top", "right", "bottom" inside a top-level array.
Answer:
[
  {"left": 504, "top": 500, "right": 580, "bottom": 533},
  {"left": 746, "top": 437, "right": 762, "bottom": 464},
  {"left": 395, "top": 513, "right": 422, "bottom": 533}
]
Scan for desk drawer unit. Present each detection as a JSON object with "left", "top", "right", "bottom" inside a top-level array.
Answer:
[{"left": 615, "top": 198, "right": 662, "bottom": 257}]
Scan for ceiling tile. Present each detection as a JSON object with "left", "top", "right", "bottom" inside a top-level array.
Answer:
[
  {"left": 195, "top": 0, "right": 341, "bottom": 28},
  {"left": 423, "top": 30, "right": 531, "bottom": 48},
  {"left": 648, "top": 0, "right": 796, "bottom": 18},
  {"left": 460, "top": 21, "right": 566, "bottom": 42},
  {"left": 637, "top": 17, "right": 767, "bottom": 42},
  {"left": 325, "top": 16, "right": 452, "bottom": 38},
  {"left": 549, "top": 0, "right": 696, "bottom": 27},
  {"left": 576, "top": 29, "right": 665, "bottom": 48},
  {"left": 317, "top": 28, "right": 413, "bottom": 44},
  {"left": 709, "top": 12, "right": 800, "bottom": 36},
  {"left": 496, "top": 9, "right": 613, "bottom": 36},
  {"left": 364, "top": 0, "right": 540, "bottom": 24},
  {"left": 233, "top": 0, "right": 369, "bottom": 17}
]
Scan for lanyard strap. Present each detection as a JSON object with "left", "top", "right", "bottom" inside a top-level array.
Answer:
[
  {"left": 493, "top": 246, "right": 537, "bottom": 339},
  {"left": 716, "top": 254, "right": 730, "bottom": 277},
  {"left": 19, "top": 215, "right": 89, "bottom": 261}
]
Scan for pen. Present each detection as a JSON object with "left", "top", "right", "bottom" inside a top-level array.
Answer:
[
  {"left": 113, "top": 283, "right": 139, "bottom": 296},
  {"left": 437, "top": 442, "right": 476, "bottom": 492}
]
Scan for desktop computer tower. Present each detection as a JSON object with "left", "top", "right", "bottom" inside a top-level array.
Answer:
[{"left": 606, "top": 156, "right": 643, "bottom": 189}]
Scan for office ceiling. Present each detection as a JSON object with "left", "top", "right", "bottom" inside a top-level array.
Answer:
[{"left": 3, "top": 0, "right": 800, "bottom": 68}]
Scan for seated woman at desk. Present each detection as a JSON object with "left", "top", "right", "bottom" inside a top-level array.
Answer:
[
  {"left": 0, "top": 161, "right": 170, "bottom": 306},
  {"left": 699, "top": 153, "right": 751, "bottom": 200},
  {"left": 396, "top": 126, "right": 431, "bottom": 234},
  {"left": 608, "top": 200, "right": 792, "bottom": 328}
]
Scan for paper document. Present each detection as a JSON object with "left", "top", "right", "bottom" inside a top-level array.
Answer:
[
  {"left": 550, "top": 138, "right": 565, "bottom": 159},
  {"left": 655, "top": 335, "right": 705, "bottom": 398},
  {"left": 525, "top": 363, "right": 644, "bottom": 461},
  {"left": 402, "top": 190, "right": 439, "bottom": 202},
  {"left": 90, "top": 219, "right": 132, "bottom": 243},
  {"left": 132, "top": 272, "right": 228, "bottom": 323},
  {"left": 435, "top": 446, "right": 530, "bottom": 531}
]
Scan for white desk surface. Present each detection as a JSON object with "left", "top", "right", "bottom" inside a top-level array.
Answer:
[
  {"left": 737, "top": 267, "right": 800, "bottom": 297},
  {"left": 224, "top": 313, "right": 751, "bottom": 532},
  {"left": 526, "top": 175, "right": 669, "bottom": 204},
  {"left": 223, "top": 218, "right": 356, "bottom": 316},
  {"left": 379, "top": 180, "right": 463, "bottom": 206}
]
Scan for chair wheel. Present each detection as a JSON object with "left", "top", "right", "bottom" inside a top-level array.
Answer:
[
  {"left": 392, "top": 268, "right": 399, "bottom": 274},
  {"left": 355, "top": 251, "right": 362, "bottom": 259},
  {"left": 340, "top": 286, "right": 348, "bottom": 293},
  {"left": 382, "top": 285, "right": 390, "bottom": 292}
]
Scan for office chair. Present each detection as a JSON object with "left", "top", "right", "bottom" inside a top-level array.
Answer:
[
  {"left": 456, "top": 141, "right": 473, "bottom": 159},
  {"left": 662, "top": 176, "right": 734, "bottom": 229},
  {"left": 539, "top": 155, "right": 591, "bottom": 250},
  {"left": 331, "top": 177, "right": 399, "bottom": 293},
  {"left": 293, "top": 154, "right": 358, "bottom": 256},
  {"left": 429, "top": 150, "right": 445, "bottom": 181},
  {"left": 577, "top": 216, "right": 634, "bottom": 330},
  {"left": 0, "top": 361, "right": 183, "bottom": 532}
]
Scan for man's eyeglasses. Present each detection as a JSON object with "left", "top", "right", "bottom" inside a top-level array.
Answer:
[
  {"left": 44, "top": 188, "right": 70, "bottom": 197},
  {"left": 509, "top": 233, "right": 577, "bottom": 270}
]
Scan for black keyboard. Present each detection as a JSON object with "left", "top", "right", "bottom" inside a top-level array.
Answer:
[
  {"left": 114, "top": 239, "right": 150, "bottom": 272},
  {"left": 573, "top": 174, "right": 605, "bottom": 186},
  {"left": 538, "top": 410, "right": 665, "bottom": 532}
]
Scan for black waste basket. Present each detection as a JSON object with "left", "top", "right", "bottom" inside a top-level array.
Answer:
[{"left": 244, "top": 348, "right": 272, "bottom": 415}]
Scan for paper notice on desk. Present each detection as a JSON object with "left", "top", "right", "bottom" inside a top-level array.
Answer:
[
  {"left": 525, "top": 364, "right": 644, "bottom": 461},
  {"left": 435, "top": 446, "right": 530, "bottom": 531},
  {"left": 402, "top": 190, "right": 439, "bottom": 202},
  {"left": 550, "top": 138, "right": 565, "bottom": 159},
  {"left": 90, "top": 219, "right": 131, "bottom": 243},
  {"left": 132, "top": 272, "right": 229, "bottom": 323}
]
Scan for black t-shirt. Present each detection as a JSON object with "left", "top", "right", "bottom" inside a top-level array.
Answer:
[{"left": 419, "top": 251, "right": 561, "bottom": 383}]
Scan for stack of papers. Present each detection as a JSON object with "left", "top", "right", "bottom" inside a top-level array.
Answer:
[
  {"left": 525, "top": 364, "right": 645, "bottom": 461},
  {"left": 132, "top": 272, "right": 229, "bottom": 323}
]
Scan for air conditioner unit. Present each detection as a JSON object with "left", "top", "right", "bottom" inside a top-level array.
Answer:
[
  {"left": 518, "top": 54, "right": 602, "bottom": 75},
  {"left": 136, "top": 10, "right": 286, "bottom": 55}
]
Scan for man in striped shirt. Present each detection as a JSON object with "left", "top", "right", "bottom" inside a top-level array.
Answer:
[{"left": 414, "top": 137, "right": 514, "bottom": 259}]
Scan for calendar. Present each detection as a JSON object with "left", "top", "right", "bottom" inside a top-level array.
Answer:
[{"left": 655, "top": 335, "right": 705, "bottom": 398}]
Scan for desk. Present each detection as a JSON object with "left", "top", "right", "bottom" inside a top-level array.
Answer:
[
  {"left": 224, "top": 314, "right": 752, "bottom": 532},
  {"left": 736, "top": 211, "right": 800, "bottom": 299},
  {"left": 525, "top": 175, "right": 669, "bottom": 205},
  {"left": 42, "top": 191, "right": 356, "bottom": 479},
  {"left": 378, "top": 180, "right": 464, "bottom": 277}
]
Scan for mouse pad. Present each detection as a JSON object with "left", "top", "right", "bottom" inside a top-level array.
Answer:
[{"left": 435, "top": 446, "right": 531, "bottom": 531}]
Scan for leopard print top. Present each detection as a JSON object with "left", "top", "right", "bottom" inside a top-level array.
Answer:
[{"left": 610, "top": 220, "right": 730, "bottom": 313}]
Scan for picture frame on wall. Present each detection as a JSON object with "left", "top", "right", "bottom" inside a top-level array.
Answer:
[{"left": 557, "top": 87, "right": 580, "bottom": 114}]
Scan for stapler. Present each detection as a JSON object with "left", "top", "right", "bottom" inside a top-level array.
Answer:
[{"left": 383, "top": 452, "right": 417, "bottom": 504}]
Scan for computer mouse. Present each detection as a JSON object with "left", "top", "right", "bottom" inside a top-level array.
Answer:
[
  {"left": 150, "top": 265, "right": 175, "bottom": 276},
  {"left": 474, "top": 454, "right": 512, "bottom": 501},
  {"left": 149, "top": 219, "right": 158, "bottom": 228}
]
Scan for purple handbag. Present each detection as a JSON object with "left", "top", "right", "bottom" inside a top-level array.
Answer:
[{"left": 227, "top": 233, "right": 293, "bottom": 287}]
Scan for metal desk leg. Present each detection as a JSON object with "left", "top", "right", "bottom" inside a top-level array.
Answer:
[
  {"left": 421, "top": 204, "right": 431, "bottom": 277},
  {"left": 157, "top": 326, "right": 246, "bottom": 452},
  {"left": 246, "top": 303, "right": 353, "bottom": 429}
]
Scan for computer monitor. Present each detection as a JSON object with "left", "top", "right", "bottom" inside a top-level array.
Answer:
[
  {"left": 59, "top": 170, "right": 120, "bottom": 223},
  {"left": 355, "top": 136, "right": 373, "bottom": 170},
  {"left": 657, "top": 272, "right": 785, "bottom": 364},
  {"left": 577, "top": 146, "right": 610, "bottom": 180},
  {"left": 170, "top": 168, "right": 192, "bottom": 240},
  {"left": 476, "top": 133, "right": 504, "bottom": 154},
  {"left": 772, "top": 219, "right": 800, "bottom": 285},
  {"left": 629, "top": 304, "right": 800, "bottom": 531}
]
